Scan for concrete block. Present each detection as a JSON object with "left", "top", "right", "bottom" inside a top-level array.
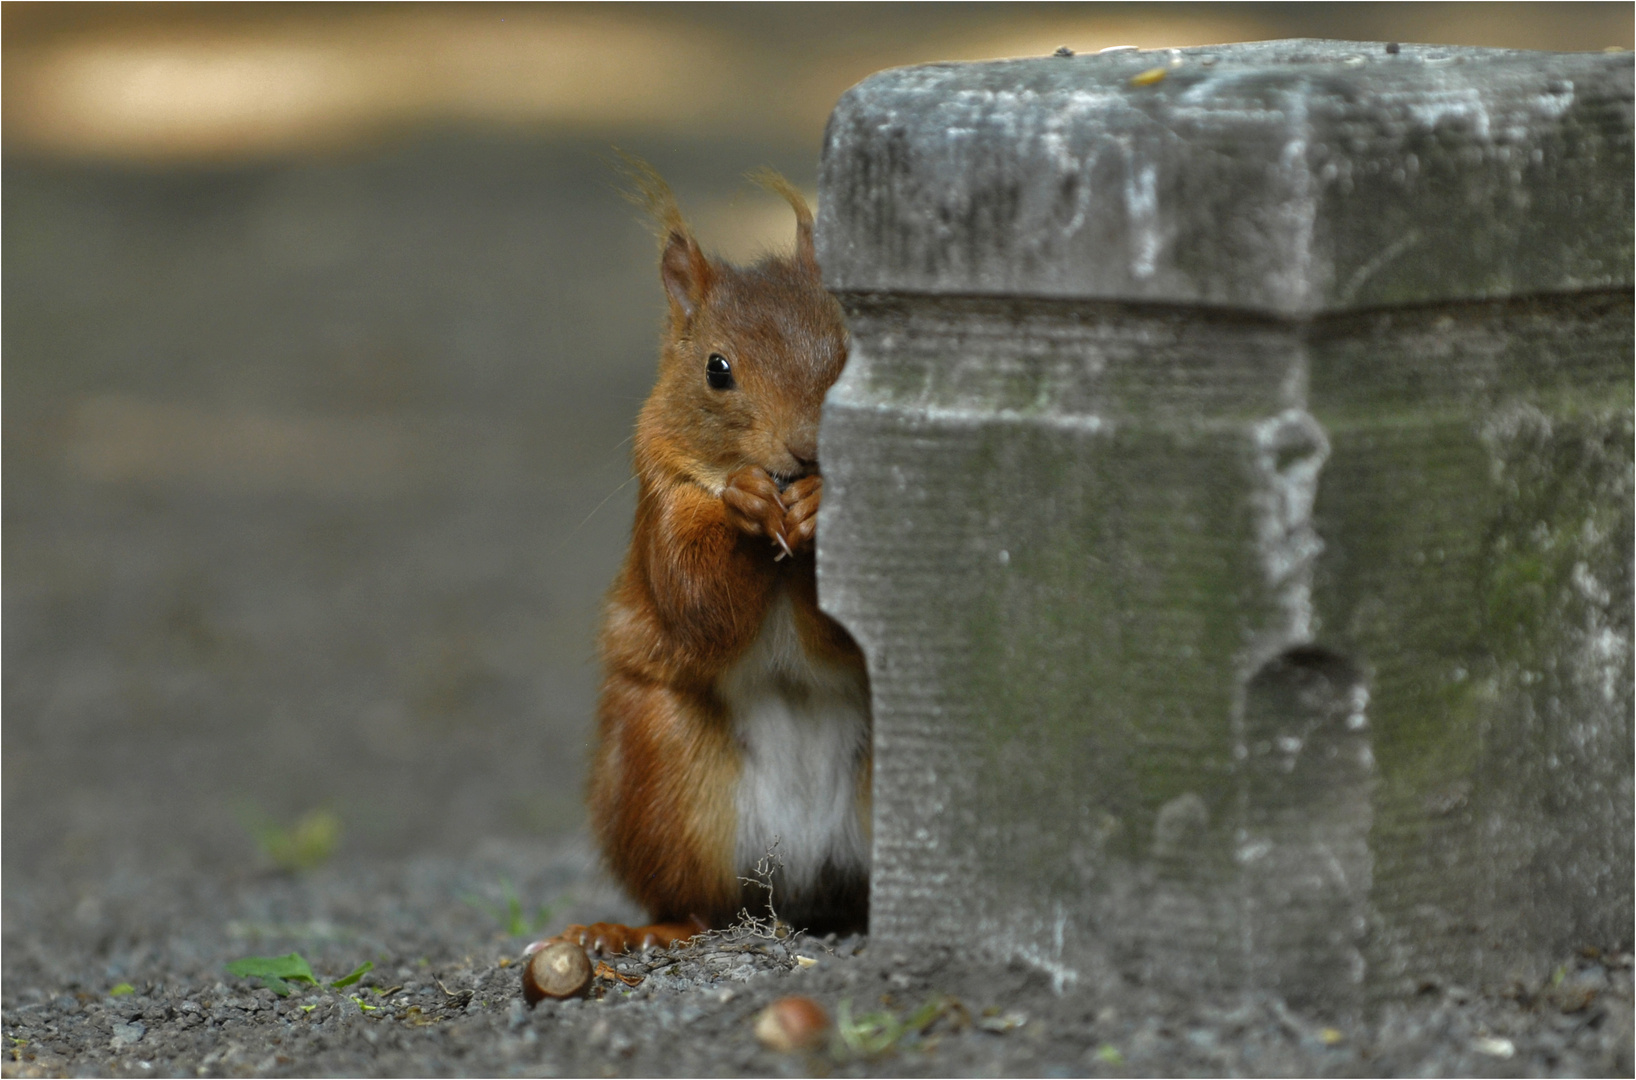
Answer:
[{"left": 814, "top": 41, "right": 1633, "bottom": 1009}]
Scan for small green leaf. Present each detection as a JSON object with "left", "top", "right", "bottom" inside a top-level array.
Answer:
[
  {"left": 330, "top": 961, "right": 373, "bottom": 989},
  {"left": 834, "top": 997, "right": 906, "bottom": 1058},
  {"left": 835, "top": 998, "right": 858, "bottom": 1051},
  {"left": 108, "top": 983, "right": 136, "bottom": 997},
  {"left": 240, "top": 807, "right": 341, "bottom": 873},
  {"left": 1096, "top": 1043, "right": 1125, "bottom": 1065},
  {"left": 505, "top": 886, "right": 527, "bottom": 936},
  {"left": 226, "top": 952, "right": 319, "bottom": 996},
  {"left": 349, "top": 995, "right": 377, "bottom": 1012},
  {"left": 300, "top": 1005, "right": 317, "bottom": 1013}
]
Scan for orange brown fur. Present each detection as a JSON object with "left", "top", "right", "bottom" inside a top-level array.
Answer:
[{"left": 563, "top": 162, "right": 866, "bottom": 954}]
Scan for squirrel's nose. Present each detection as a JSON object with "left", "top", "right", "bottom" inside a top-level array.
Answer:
[{"left": 786, "top": 436, "right": 818, "bottom": 473}]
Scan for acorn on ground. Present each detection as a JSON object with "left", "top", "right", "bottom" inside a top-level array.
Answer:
[
  {"left": 521, "top": 940, "right": 593, "bottom": 1003},
  {"left": 754, "top": 995, "right": 830, "bottom": 1052}
]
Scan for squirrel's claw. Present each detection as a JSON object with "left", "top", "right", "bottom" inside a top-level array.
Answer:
[{"left": 539, "top": 919, "right": 707, "bottom": 956}]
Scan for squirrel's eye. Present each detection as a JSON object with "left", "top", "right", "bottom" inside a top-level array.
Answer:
[{"left": 705, "top": 353, "right": 734, "bottom": 390}]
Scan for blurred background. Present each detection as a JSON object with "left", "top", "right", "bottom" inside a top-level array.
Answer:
[{"left": 5, "top": 3, "right": 1632, "bottom": 884}]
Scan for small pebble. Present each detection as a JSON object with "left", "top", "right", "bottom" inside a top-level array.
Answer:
[
  {"left": 978, "top": 1011, "right": 1028, "bottom": 1033},
  {"left": 109, "top": 1021, "right": 144, "bottom": 1047},
  {"left": 1474, "top": 1036, "right": 1516, "bottom": 1058}
]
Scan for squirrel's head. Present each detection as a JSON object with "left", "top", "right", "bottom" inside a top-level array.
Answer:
[{"left": 624, "top": 159, "right": 848, "bottom": 490}]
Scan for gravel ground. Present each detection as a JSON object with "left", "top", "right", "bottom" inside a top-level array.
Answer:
[{"left": 3, "top": 838, "right": 1631, "bottom": 1078}]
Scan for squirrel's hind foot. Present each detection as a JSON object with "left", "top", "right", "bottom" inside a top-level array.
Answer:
[{"left": 528, "top": 918, "right": 707, "bottom": 956}]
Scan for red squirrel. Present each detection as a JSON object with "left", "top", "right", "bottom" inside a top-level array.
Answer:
[{"left": 537, "top": 162, "right": 870, "bottom": 955}]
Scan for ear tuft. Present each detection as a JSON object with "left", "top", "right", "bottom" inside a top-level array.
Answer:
[
  {"left": 747, "top": 167, "right": 816, "bottom": 270},
  {"left": 614, "top": 149, "right": 689, "bottom": 247},
  {"left": 614, "top": 149, "right": 711, "bottom": 319}
]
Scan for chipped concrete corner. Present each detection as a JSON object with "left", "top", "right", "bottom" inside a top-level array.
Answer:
[{"left": 813, "top": 41, "right": 1634, "bottom": 1012}]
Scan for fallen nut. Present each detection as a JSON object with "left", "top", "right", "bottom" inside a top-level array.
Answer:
[
  {"left": 754, "top": 995, "right": 830, "bottom": 1052},
  {"left": 521, "top": 941, "right": 592, "bottom": 1004}
]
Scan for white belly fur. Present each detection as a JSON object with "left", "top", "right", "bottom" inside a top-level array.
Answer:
[{"left": 717, "top": 590, "right": 870, "bottom": 899}]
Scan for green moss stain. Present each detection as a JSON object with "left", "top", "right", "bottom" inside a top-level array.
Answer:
[{"left": 950, "top": 422, "right": 1252, "bottom": 883}]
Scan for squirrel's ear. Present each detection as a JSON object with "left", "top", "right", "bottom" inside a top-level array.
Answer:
[
  {"left": 613, "top": 151, "right": 710, "bottom": 317},
  {"left": 660, "top": 229, "right": 712, "bottom": 320}
]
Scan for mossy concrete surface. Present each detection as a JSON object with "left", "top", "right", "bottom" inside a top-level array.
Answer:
[{"left": 814, "top": 41, "right": 1633, "bottom": 1012}]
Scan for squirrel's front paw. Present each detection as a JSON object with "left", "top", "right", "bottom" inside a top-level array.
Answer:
[
  {"left": 780, "top": 475, "right": 822, "bottom": 553},
  {"left": 723, "top": 467, "right": 792, "bottom": 555}
]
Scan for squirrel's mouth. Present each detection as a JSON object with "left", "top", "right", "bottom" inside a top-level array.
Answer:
[{"left": 771, "top": 465, "right": 818, "bottom": 491}]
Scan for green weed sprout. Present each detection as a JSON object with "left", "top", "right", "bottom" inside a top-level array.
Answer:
[
  {"left": 225, "top": 953, "right": 373, "bottom": 997},
  {"left": 460, "top": 877, "right": 552, "bottom": 937},
  {"left": 834, "top": 995, "right": 954, "bottom": 1060},
  {"left": 240, "top": 806, "right": 340, "bottom": 873}
]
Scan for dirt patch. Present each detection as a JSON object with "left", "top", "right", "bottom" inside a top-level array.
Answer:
[{"left": 3, "top": 840, "right": 1630, "bottom": 1078}]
